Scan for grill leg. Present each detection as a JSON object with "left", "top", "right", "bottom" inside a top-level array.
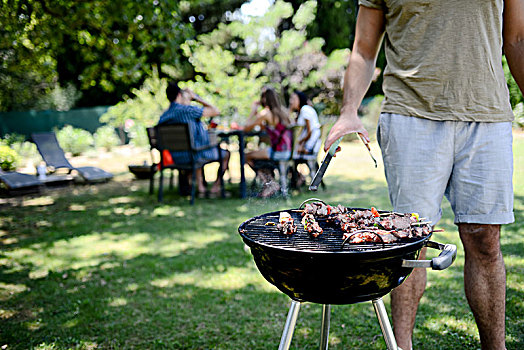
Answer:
[
  {"left": 278, "top": 300, "right": 301, "bottom": 350},
  {"left": 319, "top": 304, "right": 331, "bottom": 350},
  {"left": 372, "top": 298, "right": 398, "bottom": 350}
]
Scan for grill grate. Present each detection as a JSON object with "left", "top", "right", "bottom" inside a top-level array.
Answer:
[{"left": 240, "top": 211, "right": 426, "bottom": 253}]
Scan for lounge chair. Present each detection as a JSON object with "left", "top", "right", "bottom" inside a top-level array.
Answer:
[
  {"left": 31, "top": 132, "right": 113, "bottom": 183},
  {"left": 0, "top": 170, "right": 41, "bottom": 195}
]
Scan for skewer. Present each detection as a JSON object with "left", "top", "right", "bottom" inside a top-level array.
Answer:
[
  {"left": 411, "top": 221, "right": 432, "bottom": 226},
  {"left": 299, "top": 198, "right": 327, "bottom": 209},
  {"left": 341, "top": 230, "right": 385, "bottom": 248},
  {"left": 378, "top": 211, "right": 409, "bottom": 217},
  {"left": 356, "top": 133, "right": 378, "bottom": 168}
]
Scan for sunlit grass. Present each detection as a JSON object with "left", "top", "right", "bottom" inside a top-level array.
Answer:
[{"left": 0, "top": 133, "right": 522, "bottom": 349}]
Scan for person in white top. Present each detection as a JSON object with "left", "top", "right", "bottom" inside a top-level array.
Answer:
[{"left": 289, "top": 90, "right": 321, "bottom": 155}]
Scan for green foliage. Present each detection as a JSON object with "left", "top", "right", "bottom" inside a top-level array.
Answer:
[
  {"left": 299, "top": 0, "right": 358, "bottom": 55},
  {"left": 1, "top": 134, "right": 40, "bottom": 169},
  {"left": 55, "top": 125, "right": 94, "bottom": 156},
  {"left": 0, "top": 133, "right": 27, "bottom": 146},
  {"left": 35, "top": 83, "right": 83, "bottom": 112},
  {"left": 101, "top": 1, "right": 349, "bottom": 128},
  {"left": 93, "top": 125, "right": 121, "bottom": 151},
  {"left": 502, "top": 56, "right": 524, "bottom": 129},
  {"left": 176, "top": 0, "right": 348, "bottom": 124},
  {"left": 0, "top": 0, "right": 245, "bottom": 111},
  {"left": 10, "top": 141, "right": 40, "bottom": 167},
  {"left": 128, "top": 125, "right": 150, "bottom": 149},
  {"left": 502, "top": 56, "right": 523, "bottom": 109},
  {"left": 100, "top": 67, "right": 169, "bottom": 129},
  {"left": 0, "top": 145, "right": 20, "bottom": 171},
  {"left": 513, "top": 103, "right": 524, "bottom": 129}
]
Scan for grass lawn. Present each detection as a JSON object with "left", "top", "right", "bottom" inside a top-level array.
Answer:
[{"left": 1, "top": 131, "right": 523, "bottom": 349}]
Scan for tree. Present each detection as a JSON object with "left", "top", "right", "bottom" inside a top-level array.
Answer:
[
  {"left": 0, "top": 0, "right": 245, "bottom": 111},
  {"left": 101, "top": 0, "right": 351, "bottom": 136},
  {"left": 178, "top": 0, "right": 350, "bottom": 118},
  {"left": 284, "top": 0, "right": 384, "bottom": 97}
]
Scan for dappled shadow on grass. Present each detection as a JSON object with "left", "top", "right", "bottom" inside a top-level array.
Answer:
[
  {"left": 1, "top": 176, "right": 523, "bottom": 349},
  {"left": 0, "top": 252, "right": 391, "bottom": 349},
  {"left": 1, "top": 251, "right": 485, "bottom": 350}
]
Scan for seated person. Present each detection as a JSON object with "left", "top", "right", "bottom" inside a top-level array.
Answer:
[
  {"left": 244, "top": 87, "right": 293, "bottom": 167},
  {"left": 157, "top": 82, "right": 229, "bottom": 195},
  {"left": 243, "top": 87, "right": 293, "bottom": 197},
  {"left": 289, "top": 90, "right": 321, "bottom": 155},
  {"left": 289, "top": 90, "right": 322, "bottom": 187}
]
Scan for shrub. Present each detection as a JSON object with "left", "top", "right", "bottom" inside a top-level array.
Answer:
[
  {"left": 1, "top": 133, "right": 26, "bottom": 146},
  {"left": 9, "top": 141, "right": 40, "bottom": 169},
  {"left": 94, "top": 125, "right": 121, "bottom": 151},
  {"left": 35, "top": 83, "right": 82, "bottom": 111},
  {"left": 55, "top": 125, "right": 94, "bottom": 156},
  {"left": 0, "top": 145, "right": 20, "bottom": 171},
  {"left": 128, "top": 123, "right": 150, "bottom": 149}
]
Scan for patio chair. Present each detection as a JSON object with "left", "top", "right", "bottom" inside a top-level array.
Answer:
[
  {"left": 147, "top": 126, "right": 184, "bottom": 195},
  {"left": 31, "top": 132, "right": 113, "bottom": 183},
  {"left": 0, "top": 170, "right": 41, "bottom": 195},
  {"left": 154, "top": 123, "right": 225, "bottom": 204}
]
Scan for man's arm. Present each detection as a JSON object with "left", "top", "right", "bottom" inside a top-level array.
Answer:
[
  {"left": 503, "top": 0, "right": 524, "bottom": 94},
  {"left": 189, "top": 91, "right": 220, "bottom": 118},
  {"left": 324, "top": 6, "right": 385, "bottom": 151}
]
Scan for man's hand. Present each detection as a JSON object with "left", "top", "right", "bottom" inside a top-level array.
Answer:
[
  {"left": 184, "top": 89, "right": 197, "bottom": 101},
  {"left": 324, "top": 108, "right": 370, "bottom": 152}
]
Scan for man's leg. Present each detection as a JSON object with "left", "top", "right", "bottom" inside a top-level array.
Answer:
[
  {"left": 211, "top": 150, "right": 230, "bottom": 193},
  {"left": 459, "top": 223, "right": 506, "bottom": 350},
  {"left": 195, "top": 168, "right": 206, "bottom": 193},
  {"left": 391, "top": 247, "right": 427, "bottom": 350}
]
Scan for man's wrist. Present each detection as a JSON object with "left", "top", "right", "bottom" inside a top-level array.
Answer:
[{"left": 340, "top": 104, "right": 358, "bottom": 116}]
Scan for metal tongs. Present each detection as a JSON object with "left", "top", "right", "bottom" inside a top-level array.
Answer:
[{"left": 309, "top": 132, "right": 377, "bottom": 191}]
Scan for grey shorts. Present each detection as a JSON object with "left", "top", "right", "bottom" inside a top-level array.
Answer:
[{"left": 377, "top": 113, "right": 514, "bottom": 225}]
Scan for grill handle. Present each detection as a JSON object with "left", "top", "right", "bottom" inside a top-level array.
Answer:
[{"left": 402, "top": 241, "right": 457, "bottom": 270}]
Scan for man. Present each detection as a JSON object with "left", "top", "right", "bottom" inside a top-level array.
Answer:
[
  {"left": 324, "top": 1, "right": 523, "bottom": 349},
  {"left": 158, "top": 82, "right": 229, "bottom": 195}
]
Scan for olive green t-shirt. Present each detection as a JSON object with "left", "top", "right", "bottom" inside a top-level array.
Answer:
[{"left": 359, "top": 0, "right": 514, "bottom": 122}]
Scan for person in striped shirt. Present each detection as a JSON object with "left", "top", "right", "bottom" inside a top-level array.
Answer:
[{"left": 158, "top": 82, "right": 229, "bottom": 195}]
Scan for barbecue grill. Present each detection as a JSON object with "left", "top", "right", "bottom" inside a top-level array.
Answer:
[{"left": 238, "top": 200, "right": 457, "bottom": 350}]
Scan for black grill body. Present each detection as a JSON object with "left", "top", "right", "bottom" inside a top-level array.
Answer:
[{"left": 239, "top": 209, "right": 431, "bottom": 304}]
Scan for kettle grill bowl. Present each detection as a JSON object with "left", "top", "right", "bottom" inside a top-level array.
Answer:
[{"left": 239, "top": 209, "right": 430, "bottom": 305}]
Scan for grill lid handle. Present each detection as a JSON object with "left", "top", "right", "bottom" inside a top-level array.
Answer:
[{"left": 402, "top": 241, "right": 457, "bottom": 270}]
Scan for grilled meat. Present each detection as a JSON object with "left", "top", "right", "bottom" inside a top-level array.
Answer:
[
  {"left": 301, "top": 213, "right": 323, "bottom": 238},
  {"left": 303, "top": 202, "right": 346, "bottom": 217},
  {"left": 412, "top": 225, "right": 431, "bottom": 237},
  {"left": 344, "top": 230, "right": 382, "bottom": 244},
  {"left": 277, "top": 212, "right": 297, "bottom": 235},
  {"left": 301, "top": 203, "right": 432, "bottom": 244},
  {"left": 391, "top": 216, "right": 411, "bottom": 230}
]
